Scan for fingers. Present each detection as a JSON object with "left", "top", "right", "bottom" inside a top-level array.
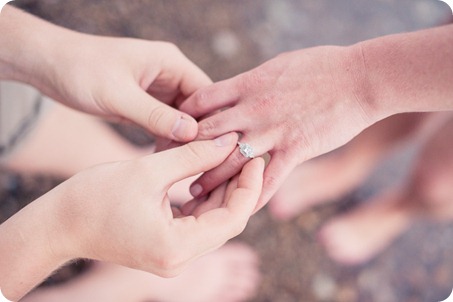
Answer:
[
  {"left": 196, "top": 107, "right": 249, "bottom": 140},
  {"left": 147, "top": 132, "right": 239, "bottom": 185},
  {"left": 223, "top": 158, "right": 265, "bottom": 219},
  {"left": 117, "top": 86, "right": 198, "bottom": 142},
  {"left": 179, "top": 77, "right": 241, "bottom": 119},
  {"left": 189, "top": 135, "right": 271, "bottom": 198},
  {"left": 174, "top": 158, "right": 265, "bottom": 257},
  {"left": 186, "top": 183, "right": 228, "bottom": 217},
  {"left": 157, "top": 43, "right": 213, "bottom": 100},
  {"left": 255, "top": 153, "right": 297, "bottom": 212},
  {"left": 175, "top": 57, "right": 213, "bottom": 98}
]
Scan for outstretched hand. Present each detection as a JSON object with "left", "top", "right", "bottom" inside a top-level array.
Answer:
[{"left": 180, "top": 45, "right": 375, "bottom": 209}]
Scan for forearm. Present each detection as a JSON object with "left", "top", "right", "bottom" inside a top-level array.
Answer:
[
  {"left": 355, "top": 24, "right": 453, "bottom": 119},
  {"left": 0, "top": 189, "right": 72, "bottom": 301},
  {"left": 0, "top": 5, "right": 78, "bottom": 92}
]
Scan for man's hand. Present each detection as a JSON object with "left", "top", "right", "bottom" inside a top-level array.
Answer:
[
  {"left": 0, "top": 6, "right": 211, "bottom": 142},
  {"left": 0, "top": 133, "right": 265, "bottom": 301}
]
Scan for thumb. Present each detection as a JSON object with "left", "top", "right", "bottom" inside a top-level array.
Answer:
[
  {"left": 116, "top": 87, "right": 198, "bottom": 142},
  {"left": 147, "top": 132, "right": 239, "bottom": 185}
]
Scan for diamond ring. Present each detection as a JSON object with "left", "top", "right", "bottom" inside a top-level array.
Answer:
[{"left": 238, "top": 142, "right": 255, "bottom": 159}]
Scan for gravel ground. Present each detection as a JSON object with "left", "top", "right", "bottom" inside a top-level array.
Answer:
[{"left": 3, "top": 0, "right": 453, "bottom": 301}]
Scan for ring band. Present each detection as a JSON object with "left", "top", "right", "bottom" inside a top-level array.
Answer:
[{"left": 238, "top": 142, "right": 255, "bottom": 159}]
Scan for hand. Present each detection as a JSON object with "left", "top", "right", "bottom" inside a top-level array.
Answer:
[
  {"left": 180, "top": 45, "right": 376, "bottom": 208},
  {"left": 61, "top": 133, "right": 264, "bottom": 273},
  {"left": 1, "top": 6, "right": 211, "bottom": 142},
  {"left": 0, "top": 133, "right": 265, "bottom": 301},
  {"left": 40, "top": 35, "right": 211, "bottom": 142}
]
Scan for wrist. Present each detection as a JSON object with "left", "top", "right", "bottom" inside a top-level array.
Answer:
[
  {"left": 0, "top": 189, "right": 74, "bottom": 301},
  {"left": 0, "top": 6, "right": 51, "bottom": 83},
  {"left": 345, "top": 42, "right": 390, "bottom": 125},
  {"left": 0, "top": 6, "right": 81, "bottom": 96}
]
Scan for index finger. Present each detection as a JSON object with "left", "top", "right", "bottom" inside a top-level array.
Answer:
[
  {"left": 144, "top": 132, "right": 238, "bottom": 185},
  {"left": 179, "top": 76, "right": 241, "bottom": 119}
]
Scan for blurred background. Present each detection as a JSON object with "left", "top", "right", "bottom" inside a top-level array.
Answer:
[{"left": 2, "top": 0, "right": 453, "bottom": 301}]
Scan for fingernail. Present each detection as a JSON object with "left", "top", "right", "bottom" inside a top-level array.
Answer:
[
  {"left": 214, "top": 133, "right": 235, "bottom": 147},
  {"left": 172, "top": 116, "right": 195, "bottom": 140},
  {"left": 0, "top": 288, "right": 13, "bottom": 302},
  {"left": 190, "top": 183, "right": 203, "bottom": 197}
]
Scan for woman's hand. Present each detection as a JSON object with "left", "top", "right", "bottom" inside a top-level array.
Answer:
[{"left": 180, "top": 45, "right": 375, "bottom": 208}]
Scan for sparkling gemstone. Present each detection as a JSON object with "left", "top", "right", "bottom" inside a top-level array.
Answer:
[{"left": 239, "top": 142, "right": 254, "bottom": 158}]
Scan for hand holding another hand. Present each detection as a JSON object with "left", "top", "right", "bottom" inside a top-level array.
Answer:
[
  {"left": 38, "top": 35, "right": 211, "bottom": 142},
  {"left": 0, "top": 133, "right": 264, "bottom": 301},
  {"left": 1, "top": 6, "right": 212, "bottom": 143}
]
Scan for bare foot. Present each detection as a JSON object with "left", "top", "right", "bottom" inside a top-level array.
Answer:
[
  {"left": 268, "top": 151, "right": 375, "bottom": 220},
  {"left": 317, "top": 190, "right": 413, "bottom": 265},
  {"left": 268, "top": 113, "right": 440, "bottom": 221},
  {"left": 317, "top": 116, "right": 453, "bottom": 265},
  {"left": 21, "top": 243, "right": 260, "bottom": 302}
]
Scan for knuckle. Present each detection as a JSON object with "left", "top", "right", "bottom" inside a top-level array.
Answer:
[
  {"left": 161, "top": 42, "right": 182, "bottom": 55},
  {"left": 152, "top": 237, "right": 186, "bottom": 275},
  {"left": 230, "top": 220, "right": 247, "bottom": 238},
  {"left": 155, "top": 253, "right": 184, "bottom": 274},
  {"left": 264, "top": 174, "right": 279, "bottom": 192},
  {"left": 198, "top": 119, "right": 218, "bottom": 138},
  {"left": 154, "top": 257, "right": 184, "bottom": 277},
  {"left": 229, "top": 152, "right": 247, "bottom": 169},
  {"left": 182, "top": 142, "right": 206, "bottom": 166},
  {"left": 240, "top": 69, "right": 266, "bottom": 93},
  {"left": 194, "top": 89, "right": 210, "bottom": 109},
  {"left": 147, "top": 105, "right": 171, "bottom": 133},
  {"left": 277, "top": 127, "right": 309, "bottom": 159}
]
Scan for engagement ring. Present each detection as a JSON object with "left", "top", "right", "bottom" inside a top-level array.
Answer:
[{"left": 238, "top": 142, "right": 255, "bottom": 159}]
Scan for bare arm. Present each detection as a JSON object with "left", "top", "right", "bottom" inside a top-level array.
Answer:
[
  {"left": 0, "top": 135, "right": 264, "bottom": 301},
  {"left": 360, "top": 23, "right": 453, "bottom": 117},
  {"left": 0, "top": 5, "right": 211, "bottom": 141},
  {"left": 0, "top": 191, "right": 70, "bottom": 301}
]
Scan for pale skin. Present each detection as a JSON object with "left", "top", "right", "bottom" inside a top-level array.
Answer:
[
  {"left": 268, "top": 112, "right": 445, "bottom": 220},
  {"left": 0, "top": 6, "right": 265, "bottom": 301},
  {"left": 1, "top": 101, "right": 260, "bottom": 302},
  {"left": 180, "top": 24, "right": 453, "bottom": 209},
  {"left": 319, "top": 115, "right": 453, "bottom": 265},
  {"left": 0, "top": 133, "right": 265, "bottom": 301},
  {"left": 0, "top": 5, "right": 211, "bottom": 142}
]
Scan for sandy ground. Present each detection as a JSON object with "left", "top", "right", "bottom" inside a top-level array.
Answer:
[{"left": 2, "top": 0, "right": 453, "bottom": 301}]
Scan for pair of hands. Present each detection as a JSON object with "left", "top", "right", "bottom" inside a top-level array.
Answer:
[
  {"left": 0, "top": 6, "right": 266, "bottom": 301},
  {"left": 12, "top": 5, "right": 453, "bottom": 301},
  {"left": 26, "top": 12, "right": 371, "bottom": 219}
]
